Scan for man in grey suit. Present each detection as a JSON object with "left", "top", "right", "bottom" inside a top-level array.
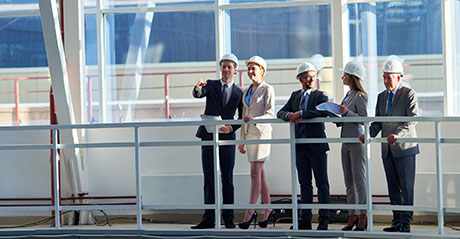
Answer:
[{"left": 359, "top": 59, "right": 419, "bottom": 233}]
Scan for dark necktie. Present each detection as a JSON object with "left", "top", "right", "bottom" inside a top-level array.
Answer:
[
  {"left": 222, "top": 84, "right": 228, "bottom": 105},
  {"left": 298, "top": 92, "right": 309, "bottom": 137},
  {"left": 386, "top": 91, "right": 394, "bottom": 116}
]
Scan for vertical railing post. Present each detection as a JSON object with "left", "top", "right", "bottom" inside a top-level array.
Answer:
[
  {"left": 435, "top": 121, "right": 444, "bottom": 234},
  {"left": 51, "top": 128, "right": 60, "bottom": 229},
  {"left": 164, "top": 74, "right": 170, "bottom": 119},
  {"left": 363, "top": 121, "right": 373, "bottom": 231},
  {"left": 213, "top": 123, "right": 222, "bottom": 229},
  {"left": 289, "top": 123, "right": 298, "bottom": 230},
  {"left": 14, "top": 78, "right": 20, "bottom": 126},
  {"left": 239, "top": 70, "right": 244, "bottom": 88},
  {"left": 134, "top": 126, "right": 142, "bottom": 230}
]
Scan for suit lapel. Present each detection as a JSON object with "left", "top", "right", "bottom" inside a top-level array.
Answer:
[
  {"left": 306, "top": 90, "right": 315, "bottom": 110},
  {"left": 294, "top": 90, "right": 302, "bottom": 111},
  {"left": 226, "top": 82, "right": 240, "bottom": 109},
  {"left": 216, "top": 80, "right": 224, "bottom": 107},
  {"left": 343, "top": 91, "right": 356, "bottom": 107},
  {"left": 388, "top": 85, "right": 403, "bottom": 115},
  {"left": 248, "top": 81, "right": 265, "bottom": 107}
]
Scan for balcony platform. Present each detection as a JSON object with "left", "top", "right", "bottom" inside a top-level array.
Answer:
[{"left": 1, "top": 222, "right": 459, "bottom": 239}]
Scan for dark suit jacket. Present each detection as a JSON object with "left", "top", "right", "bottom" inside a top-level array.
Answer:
[
  {"left": 192, "top": 79, "right": 243, "bottom": 140},
  {"left": 277, "top": 89, "right": 330, "bottom": 154},
  {"left": 370, "top": 85, "right": 419, "bottom": 158}
]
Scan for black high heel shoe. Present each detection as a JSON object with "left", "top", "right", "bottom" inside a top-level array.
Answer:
[
  {"left": 341, "top": 216, "right": 359, "bottom": 231},
  {"left": 238, "top": 211, "right": 258, "bottom": 229},
  {"left": 258, "top": 210, "right": 277, "bottom": 228},
  {"left": 354, "top": 214, "right": 367, "bottom": 231}
]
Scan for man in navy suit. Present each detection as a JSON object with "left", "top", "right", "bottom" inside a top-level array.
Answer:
[
  {"left": 191, "top": 53, "right": 244, "bottom": 229},
  {"left": 277, "top": 62, "right": 330, "bottom": 230}
]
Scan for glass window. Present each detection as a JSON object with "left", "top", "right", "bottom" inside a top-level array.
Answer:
[
  {"left": 0, "top": 16, "right": 49, "bottom": 125},
  {"left": 0, "top": 0, "right": 39, "bottom": 13},
  {"left": 228, "top": 5, "right": 332, "bottom": 97},
  {"left": 96, "top": 11, "right": 215, "bottom": 122},
  {"left": 348, "top": 0, "right": 443, "bottom": 116},
  {"left": 103, "top": 0, "right": 213, "bottom": 8},
  {"left": 85, "top": 14, "right": 97, "bottom": 66},
  {"left": 0, "top": 17, "right": 47, "bottom": 67}
]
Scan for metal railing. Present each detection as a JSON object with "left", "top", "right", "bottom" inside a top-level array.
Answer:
[{"left": 0, "top": 116, "right": 459, "bottom": 236}]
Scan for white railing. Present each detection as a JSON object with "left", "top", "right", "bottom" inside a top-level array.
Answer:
[{"left": 0, "top": 116, "right": 459, "bottom": 235}]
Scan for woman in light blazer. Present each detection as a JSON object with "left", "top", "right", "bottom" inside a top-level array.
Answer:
[
  {"left": 237, "top": 56, "right": 276, "bottom": 229},
  {"left": 338, "top": 61, "right": 368, "bottom": 231}
]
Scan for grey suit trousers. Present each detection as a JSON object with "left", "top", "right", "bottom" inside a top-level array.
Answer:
[{"left": 341, "top": 143, "right": 366, "bottom": 215}]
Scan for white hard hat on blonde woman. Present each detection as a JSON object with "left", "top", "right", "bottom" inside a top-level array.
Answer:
[{"left": 246, "top": 55, "right": 267, "bottom": 76}]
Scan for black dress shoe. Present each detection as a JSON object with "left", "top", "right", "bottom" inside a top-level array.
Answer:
[
  {"left": 383, "top": 223, "right": 401, "bottom": 232},
  {"left": 191, "top": 220, "right": 214, "bottom": 229},
  {"left": 317, "top": 220, "right": 328, "bottom": 230},
  {"left": 224, "top": 221, "right": 236, "bottom": 229},
  {"left": 400, "top": 223, "right": 410, "bottom": 233},
  {"left": 290, "top": 220, "right": 312, "bottom": 230}
]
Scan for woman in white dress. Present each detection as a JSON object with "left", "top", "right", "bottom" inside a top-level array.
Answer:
[{"left": 237, "top": 56, "right": 276, "bottom": 229}]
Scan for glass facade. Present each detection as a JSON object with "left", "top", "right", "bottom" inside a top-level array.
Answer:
[
  {"left": 103, "top": 0, "right": 213, "bottom": 8},
  {"left": 0, "top": 0, "right": 458, "bottom": 124},
  {"left": 0, "top": 15, "right": 49, "bottom": 126},
  {"left": 348, "top": 0, "right": 443, "bottom": 116}
]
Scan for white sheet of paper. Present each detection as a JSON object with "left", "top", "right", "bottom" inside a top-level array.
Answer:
[
  {"left": 200, "top": 115, "right": 224, "bottom": 133},
  {"left": 316, "top": 102, "right": 342, "bottom": 117}
]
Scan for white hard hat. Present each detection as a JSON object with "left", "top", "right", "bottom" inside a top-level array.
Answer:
[
  {"left": 296, "top": 62, "right": 316, "bottom": 77},
  {"left": 383, "top": 59, "right": 404, "bottom": 74},
  {"left": 310, "top": 54, "right": 325, "bottom": 71},
  {"left": 246, "top": 55, "right": 267, "bottom": 75},
  {"left": 385, "top": 55, "right": 405, "bottom": 64},
  {"left": 220, "top": 53, "right": 238, "bottom": 66},
  {"left": 340, "top": 61, "right": 366, "bottom": 80}
]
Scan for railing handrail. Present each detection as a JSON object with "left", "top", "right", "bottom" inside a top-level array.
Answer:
[
  {"left": 0, "top": 116, "right": 458, "bottom": 131},
  {"left": 0, "top": 110, "right": 455, "bottom": 234}
]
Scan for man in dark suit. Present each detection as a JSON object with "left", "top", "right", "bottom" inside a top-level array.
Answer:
[
  {"left": 277, "top": 62, "right": 330, "bottom": 230},
  {"left": 359, "top": 59, "right": 419, "bottom": 233},
  {"left": 191, "top": 53, "right": 244, "bottom": 229}
]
